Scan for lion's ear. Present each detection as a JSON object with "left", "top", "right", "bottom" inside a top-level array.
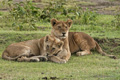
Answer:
[
  {"left": 51, "top": 18, "right": 58, "bottom": 27},
  {"left": 58, "top": 41, "right": 64, "bottom": 48},
  {"left": 45, "top": 36, "right": 49, "bottom": 42},
  {"left": 66, "top": 19, "right": 72, "bottom": 27},
  {"left": 45, "top": 35, "right": 53, "bottom": 42}
]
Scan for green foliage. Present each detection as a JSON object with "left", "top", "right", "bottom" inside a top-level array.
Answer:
[
  {"left": 41, "top": 0, "right": 68, "bottom": 21},
  {"left": 2, "top": 0, "right": 120, "bottom": 31},
  {"left": 2, "top": 0, "right": 14, "bottom": 10},
  {"left": 4, "top": 0, "right": 41, "bottom": 30},
  {"left": 73, "top": 8, "right": 97, "bottom": 25},
  {"left": 41, "top": 0, "right": 97, "bottom": 24},
  {"left": 1, "top": 0, "right": 98, "bottom": 30}
]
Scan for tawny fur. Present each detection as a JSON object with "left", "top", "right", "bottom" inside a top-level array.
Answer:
[
  {"left": 68, "top": 32, "right": 116, "bottom": 59},
  {"left": 48, "top": 18, "right": 73, "bottom": 63},
  {"left": 2, "top": 35, "right": 64, "bottom": 62},
  {"left": 48, "top": 19, "right": 116, "bottom": 63}
]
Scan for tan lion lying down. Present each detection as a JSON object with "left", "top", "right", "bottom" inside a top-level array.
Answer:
[
  {"left": 48, "top": 19, "right": 116, "bottom": 63},
  {"left": 2, "top": 35, "right": 65, "bottom": 63}
]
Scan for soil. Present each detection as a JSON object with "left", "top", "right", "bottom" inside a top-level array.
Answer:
[
  {"left": 78, "top": 0, "right": 120, "bottom": 15},
  {"left": 0, "top": 77, "right": 2, "bottom": 79},
  {"left": 94, "top": 38, "right": 120, "bottom": 56},
  {"left": 0, "top": 0, "right": 120, "bottom": 15}
]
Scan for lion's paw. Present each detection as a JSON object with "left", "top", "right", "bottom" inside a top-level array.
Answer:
[
  {"left": 76, "top": 52, "right": 82, "bottom": 56},
  {"left": 59, "top": 60, "right": 66, "bottom": 64},
  {"left": 39, "top": 56, "right": 48, "bottom": 61},
  {"left": 30, "top": 58, "right": 39, "bottom": 62},
  {"left": 17, "top": 58, "right": 23, "bottom": 62}
]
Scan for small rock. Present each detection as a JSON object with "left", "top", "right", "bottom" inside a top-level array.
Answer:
[
  {"left": 50, "top": 77, "right": 59, "bottom": 79},
  {"left": 70, "top": 75, "right": 73, "bottom": 77},
  {"left": 41, "top": 72, "right": 44, "bottom": 74},
  {"left": 42, "top": 77, "right": 47, "bottom": 79},
  {"left": 0, "top": 77, "right": 2, "bottom": 79}
]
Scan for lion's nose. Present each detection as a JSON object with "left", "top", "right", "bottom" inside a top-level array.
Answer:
[{"left": 62, "top": 33, "right": 66, "bottom": 36}]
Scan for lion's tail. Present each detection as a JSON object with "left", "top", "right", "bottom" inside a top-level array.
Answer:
[
  {"left": 95, "top": 41, "right": 117, "bottom": 59},
  {"left": 2, "top": 51, "right": 22, "bottom": 61}
]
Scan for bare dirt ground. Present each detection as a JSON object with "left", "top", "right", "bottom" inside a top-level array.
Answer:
[
  {"left": 78, "top": 0, "right": 120, "bottom": 15},
  {"left": 94, "top": 38, "right": 120, "bottom": 56},
  {"left": 0, "top": 0, "right": 120, "bottom": 15}
]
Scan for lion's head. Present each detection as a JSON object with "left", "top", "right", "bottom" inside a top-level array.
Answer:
[
  {"left": 44, "top": 35, "right": 64, "bottom": 56},
  {"left": 51, "top": 19, "right": 72, "bottom": 39}
]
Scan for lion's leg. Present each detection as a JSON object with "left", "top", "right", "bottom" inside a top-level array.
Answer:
[
  {"left": 76, "top": 41, "right": 91, "bottom": 56},
  {"left": 73, "top": 33, "right": 92, "bottom": 56},
  {"left": 17, "top": 56, "right": 39, "bottom": 62},
  {"left": 56, "top": 49, "right": 69, "bottom": 61},
  {"left": 30, "top": 56, "right": 48, "bottom": 61},
  {"left": 76, "top": 50, "right": 91, "bottom": 56},
  {"left": 2, "top": 45, "right": 34, "bottom": 61},
  {"left": 48, "top": 56, "right": 66, "bottom": 63}
]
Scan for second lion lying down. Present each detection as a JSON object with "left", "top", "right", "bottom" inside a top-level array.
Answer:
[{"left": 2, "top": 35, "right": 65, "bottom": 63}]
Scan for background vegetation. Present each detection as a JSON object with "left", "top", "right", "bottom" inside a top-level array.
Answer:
[{"left": 0, "top": 0, "right": 120, "bottom": 80}]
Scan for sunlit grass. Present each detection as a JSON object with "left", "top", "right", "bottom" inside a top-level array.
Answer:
[
  {"left": 0, "top": 0, "right": 120, "bottom": 80},
  {"left": 0, "top": 53, "right": 120, "bottom": 80}
]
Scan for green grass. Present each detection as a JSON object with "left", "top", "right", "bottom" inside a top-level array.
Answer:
[
  {"left": 0, "top": 30, "right": 120, "bottom": 80},
  {"left": 0, "top": 54, "right": 120, "bottom": 80},
  {"left": 0, "top": 0, "right": 120, "bottom": 80},
  {"left": 0, "top": 14, "right": 120, "bottom": 80},
  {"left": 0, "top": 31, "right": 49, "bottom": 52}
]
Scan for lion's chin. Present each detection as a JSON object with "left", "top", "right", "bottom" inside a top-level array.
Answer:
[{"left": 60, "top": 36, "right": 66, "bottom": 39}]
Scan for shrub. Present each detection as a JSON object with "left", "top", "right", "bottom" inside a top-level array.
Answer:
[
  {"left": 41, "top": 0, "right": 97, "bottom": 24},
  {"left": 3, "top": 0, "right": 41, "bottom": 30},
  {"left": 1, "top": 0, "right": 98, "bottom": 30}
]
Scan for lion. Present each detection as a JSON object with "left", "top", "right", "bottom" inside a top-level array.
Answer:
[
  {"left": 48, "top": 18, "right": 73, "bottom": 63},
  {"left": 2, "top": 35, "right": 64, "bottom": 62},
  {"left": 48, "top": 19, "right": 116, "bottom": 63},
  {"left": 68, "top": 32, "right": 116, "bottom": 59}
]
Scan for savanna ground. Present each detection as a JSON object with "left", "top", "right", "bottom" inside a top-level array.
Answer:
[{"left": 0, "top": 0, "right": 120, "bottom": 80}]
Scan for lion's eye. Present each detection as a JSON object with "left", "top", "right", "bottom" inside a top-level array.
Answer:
[
  {"left": 51, "top": 48, "right": 55, "bottom": 51},
  {"left": 58, "top": 26, "right": 61, "bottom": 29},
  {"left": 46, "top": 45, "right": 49, "bottom": 49}
]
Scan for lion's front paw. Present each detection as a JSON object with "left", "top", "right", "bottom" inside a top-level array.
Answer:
[
  {"left": 39, "top": 56, "right": 48, "bottom": 61},
  {"left": 76, "top": 51, "right": 89, "bottom": 56},
  {"left": 59, "top": 60, "right": 66, "bottom": 64},
  {"left": 17, "top": 58, "right": 23, "bottom": 62},
  {"left": 30, "top": 58, "right": 40, "bottom": 62},
  {"left": 76, "top": 52, "right": 82, "bottom": 56}
]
